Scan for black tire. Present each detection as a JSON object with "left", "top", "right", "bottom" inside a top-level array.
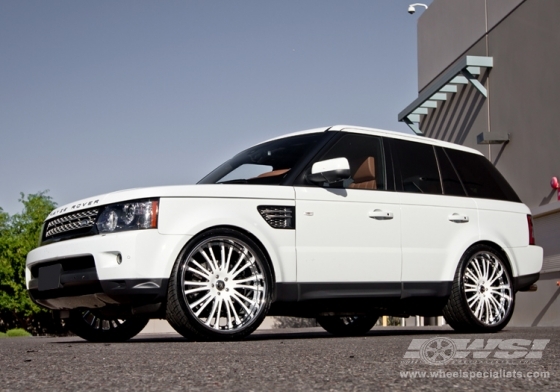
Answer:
[
  {"left": 443, "top": 244, "right": 515, "bottom": 333},
  {"left": 166, "top": 228, "right": 272, "bottom": 341},
  {"left": 66, "top": 310, "right": 149, "bottom": 342},
  {"left": 316, "top": 315, "right": 378, "bottom": 336}
]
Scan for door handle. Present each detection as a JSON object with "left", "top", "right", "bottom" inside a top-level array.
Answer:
[
  {"left": 448, "top": 213, "right": 469, "bottom": 223},
  {"left": 369, "top": 209, "right": 394, "bottom": 220}
]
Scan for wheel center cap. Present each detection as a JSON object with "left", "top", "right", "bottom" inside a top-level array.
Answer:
[{"left": 216, "top": 280, "right": 225, "bottom": 291}]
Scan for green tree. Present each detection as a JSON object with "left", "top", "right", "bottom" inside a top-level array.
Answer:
[{"left": 0, "top": 192, "right": 61, "bottom": 334}]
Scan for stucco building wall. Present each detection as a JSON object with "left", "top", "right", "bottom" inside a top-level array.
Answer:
[{"left": 413, "top": 0, "right": 560, "bottom": 326}]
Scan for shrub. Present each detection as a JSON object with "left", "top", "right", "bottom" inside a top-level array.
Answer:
[
  {"left": 0, "top": 192, "right": 69, "bottom": 335},
  {"left": 6, "top": 328, "right": 31, "bottom": 337}
]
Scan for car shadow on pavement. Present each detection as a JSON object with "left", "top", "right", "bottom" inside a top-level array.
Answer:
[
  {"left": 53, "top": 325, "right": 471, "bottom": 344},
  {"left": 247, "top": 326, "right": 459, "bottom": 341}
]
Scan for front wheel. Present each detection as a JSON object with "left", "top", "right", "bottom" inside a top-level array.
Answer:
[
  {"left": 316, "top": 315, "right": 378, "bottom": 336},
  {"left": 66, "top": 310, "right": 149, "bottom": 342},
  {"left": 166, "top": 228, "right": 272, "bottom": 341},
  {"left": 443, "top": 244, "right": 515, "bottom": 333}
]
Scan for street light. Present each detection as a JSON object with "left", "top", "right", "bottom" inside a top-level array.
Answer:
[{"left": 408, "top": 3, "right": 428, "bottom": 14}]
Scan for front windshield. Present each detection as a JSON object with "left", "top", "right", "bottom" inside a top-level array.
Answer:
[{"left": 198, "top": 133, "right": 327, "bottom": 185}]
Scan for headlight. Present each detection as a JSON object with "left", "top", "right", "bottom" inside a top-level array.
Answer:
[{"left": 96, "top": 199, "right": 159, "bottom": 234}]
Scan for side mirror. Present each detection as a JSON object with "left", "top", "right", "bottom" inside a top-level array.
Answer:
[{"left": 307, "top": 157, "right": 351, "bottom": 184}]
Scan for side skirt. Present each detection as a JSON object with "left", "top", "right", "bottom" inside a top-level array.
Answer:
[{"left": 270, "top": 281, "right": 452, "bottom": 318}]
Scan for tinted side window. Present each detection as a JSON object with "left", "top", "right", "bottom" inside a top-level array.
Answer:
[
  {"left": 311, "top": 133, "right": 386, "bottom": 190},
  {"left": 435, "top": 147, "right": 467, "bottom": 196},
  {"left": 391, "top": 139, "right": 442, "bottom": 195},
  {"left": 445, "top": 148, "right": 521, "bottom": 202}
]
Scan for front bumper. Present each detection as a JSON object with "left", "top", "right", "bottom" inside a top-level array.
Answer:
[
  {"left": 28, "top": 271, "right": 168, "bottom": 311},
  {"left": 26, "top": 230, "right": 188, "bottom": 310}
]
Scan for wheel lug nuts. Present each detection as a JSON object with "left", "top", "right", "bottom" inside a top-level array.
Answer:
[
  {"left": 226, "top": 288, "right": 229, "bottom": 292},
  {"left": 218, "top": 292, "right": 221, "bottom": 295},
  {"left": 216, "top": 275, "right": 219, "bottom": 278}
]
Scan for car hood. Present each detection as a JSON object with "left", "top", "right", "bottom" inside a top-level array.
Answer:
[{"left": 45, "top": 184, "right": 295, "bottom": 219}]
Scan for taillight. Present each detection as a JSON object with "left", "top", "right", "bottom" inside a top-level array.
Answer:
[{"left": 527, "top": 215, "right": 535, "bottom": 245}]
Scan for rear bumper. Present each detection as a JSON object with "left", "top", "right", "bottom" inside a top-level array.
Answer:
[
  {"left": 513, "top": 273, "right": 540, "bottom": 292},
  {"left": 507, "top": 245, "right": 543, "bottom": 277}
]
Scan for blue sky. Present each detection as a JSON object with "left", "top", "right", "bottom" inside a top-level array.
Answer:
[{"left": 0, "top": 0, "right": 431, "bottom": 215}]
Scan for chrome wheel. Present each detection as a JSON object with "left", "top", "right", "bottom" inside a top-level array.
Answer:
[
  {"left": 316, "top": 315, "right": 378, "bottom": 336},
  {"left": 81, "top": 311, "right": 125, "bottom": 330},
  {"left": 443, "top": 245, "right": 515, "bottom": 333},
  {"left": 167, "top": 229, "right": 272, "bottom": 340},
  {"left": 180, "top": 236, "right": 268, "bottom": 333},
  {"left": 462, "top": 251, "right": 513, "bottom": 326},
  {"left": 66, "top": 310, "right": 149, "bottom": 342}
]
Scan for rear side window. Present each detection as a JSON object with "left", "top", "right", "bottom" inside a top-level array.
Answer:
[
  {"left": 445, "top": 148, "right": 521, "bottom": 202},
  {"left": 435, "top": 147, "right": 467, "bottom": 197},
  {"left": 391, "top": 139, "right": 442, "bottom": 195}
]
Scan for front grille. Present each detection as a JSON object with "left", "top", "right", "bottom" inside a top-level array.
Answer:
[
  {"left": 43, "top": 209, "right": 99, "bottom": 243},
  {"left": 257, "top": 206, "right": 295, "bottom": 229}
]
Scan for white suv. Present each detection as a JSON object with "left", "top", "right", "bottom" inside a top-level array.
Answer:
[{"left": 26, "top": 125, "right": 542, "bottom": 341}]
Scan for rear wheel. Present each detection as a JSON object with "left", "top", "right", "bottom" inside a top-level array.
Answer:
[
  {"left": 443, "top": 244, "right": 514, "bottom": 333},
  {"left": 316, "top": 315, "right": 378, "bottom": 336},
  {"left": 166, "top": 228, "right": 272, "bottom": 341},
  {"left": 66, "top": 310, "right": 149, "bottom": 342}
]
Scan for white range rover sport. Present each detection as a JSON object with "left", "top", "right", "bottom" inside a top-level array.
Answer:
[{"left": 26, "top": 125, "right": 542, "bottom": 341}]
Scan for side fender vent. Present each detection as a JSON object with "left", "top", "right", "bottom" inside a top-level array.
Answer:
[{"left": 257, "top": 206, "right": 295, "bottom": 229}]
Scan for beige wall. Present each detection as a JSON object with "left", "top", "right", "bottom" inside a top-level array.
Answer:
[
  {"left": 420, "top": 38, "right": 488, "bottom": 153},
  {"left": 419, "top": 0, "right": 560, "bottom": 211},
  {"left": 417, "top": 0, "right": 486, "bottom": 90},
  {"left": 486, "top": 0, "right": 560, "bottom": 209},
  {"left": 416, "top": 0, "right": 560, "bottom": 326},
  {"left": 418, "top": 0, "right": 523, "bottom": 91}
]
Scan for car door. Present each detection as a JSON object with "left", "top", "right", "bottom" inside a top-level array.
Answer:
[
  {"left": 295, "top": 132, "right": 402, "bottom": 297},
  {"left": 389, "top": 139, "right": 479, "bottom": 294}
]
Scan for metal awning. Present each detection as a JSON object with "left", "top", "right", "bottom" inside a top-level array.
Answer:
[{"left": 398, "top": 56, "right": 493, "bottom": 135}]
